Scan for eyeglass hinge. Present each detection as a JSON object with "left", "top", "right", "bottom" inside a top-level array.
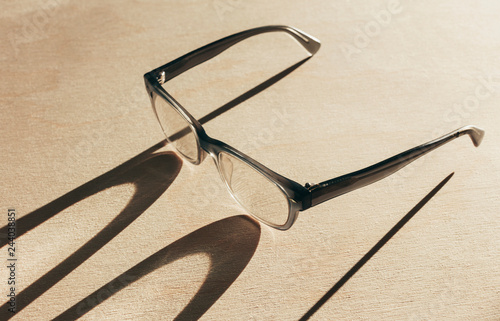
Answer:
[
  {"left": 305, "top": 182, "right": 320, "bottom": 191},
  {"left": 303, "top": 183, "right": 319, "bottom": 210},
  {"left": 157, "top": 71, "right": 166, "bottom": 85}
]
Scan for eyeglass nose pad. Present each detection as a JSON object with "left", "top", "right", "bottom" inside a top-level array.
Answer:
[{"left": 220, "top": 155, "right": 233, "bottom": 185}]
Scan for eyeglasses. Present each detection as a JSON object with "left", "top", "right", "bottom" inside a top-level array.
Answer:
[{"left": 144, "top": 25, "right": 485, "bottom": 230}]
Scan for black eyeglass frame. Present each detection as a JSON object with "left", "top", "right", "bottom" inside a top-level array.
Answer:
[{"left": 144, "top": 25, "right": 484, "bottom": 230}]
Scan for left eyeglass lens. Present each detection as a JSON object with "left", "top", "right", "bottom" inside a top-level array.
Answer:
[
  {"left": 218, "top": 152, "right": 290, "bottom": 226},
  {"left": 154, "top": 96, "right": 199, "bottom": 161}
]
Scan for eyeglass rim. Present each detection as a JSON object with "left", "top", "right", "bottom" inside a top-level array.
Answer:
[
  {"left": 207, "top": 137, "right": 306, "bottom": 230},
  {"left": 146, "top": 75, "right": 206, "bottom": 164},
  {"left": 145, "top": 74, "right": 309, "bottom": 230},
  {"left": 215, "top": 151, "right": 293, "bottom": 228}
]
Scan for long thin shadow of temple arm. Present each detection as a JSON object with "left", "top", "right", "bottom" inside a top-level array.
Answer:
[
  {"left": 198, "top": 57, "right": 311, "bottom": 125},
  {"left": 168, "top": 57, "right": 310, "bottom": 142},
  {"left": 299, "top": 172, "right": 455, "bottom": 321}
]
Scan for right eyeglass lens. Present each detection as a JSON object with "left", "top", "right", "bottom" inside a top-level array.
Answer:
[
  {"left": 154, "top": 96, "right": 199, "bottom": 162},
  {"left": 218, "top": 152, "right": 290, "bottom": 226}
]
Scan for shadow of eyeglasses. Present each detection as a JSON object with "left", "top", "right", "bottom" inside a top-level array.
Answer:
[
  {"left": 53, "top": 215, "right": 260, "bottom": 320},
  {"left": 0, "top": 54, "right": 311, "bottom": 319},
  {"left": 0, "top": 151, "right": 182, "bottom": 318}
]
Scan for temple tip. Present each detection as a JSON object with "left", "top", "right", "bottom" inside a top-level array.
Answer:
[
  {"left": 281, "top": 25, "right": 321, "bottom": 55},
  {"left": 304, "top": 36, "right": 321, "bottom": 55},
  {"left": 462, "top": 125, "right": 485, "bottom": 147}
]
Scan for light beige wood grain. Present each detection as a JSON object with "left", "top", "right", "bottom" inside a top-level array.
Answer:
[{"left": 1, "top": 0, "right": 499, "bottom": 320}]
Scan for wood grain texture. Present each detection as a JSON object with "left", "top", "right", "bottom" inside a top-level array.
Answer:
[{"left": 1, "top": 0, "right": 499, "bottom": 320}]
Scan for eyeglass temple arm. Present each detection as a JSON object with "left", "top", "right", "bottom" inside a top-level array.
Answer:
[
  {"left": 304, "top": 125, "right": 485, "bottom": 208},
  {"left": 149, "top": 25, "right": 320, "bottom": 84}
]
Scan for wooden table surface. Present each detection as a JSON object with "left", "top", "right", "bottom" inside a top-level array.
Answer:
[{"left": 1, "top": 0, "right": 499, "bottom": 320}]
